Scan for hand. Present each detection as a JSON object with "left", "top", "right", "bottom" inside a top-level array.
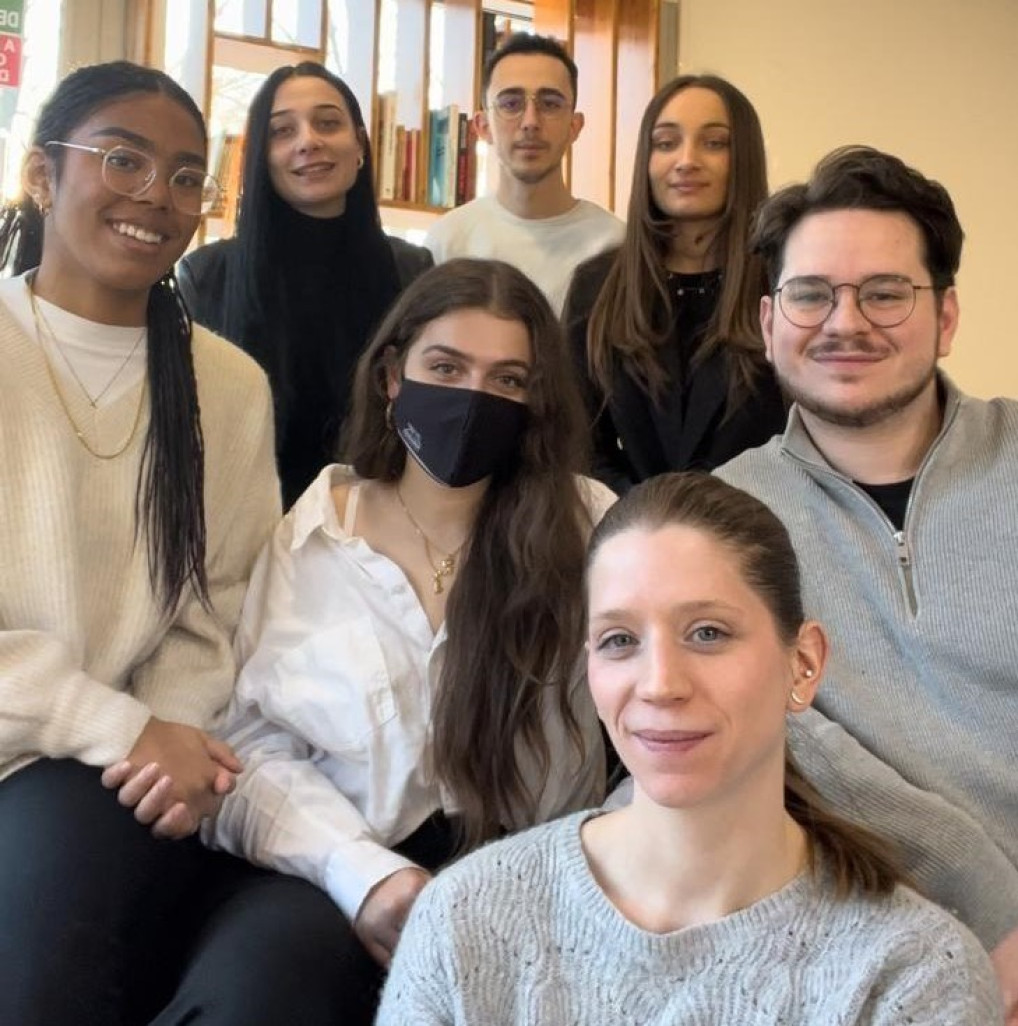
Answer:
[
  {"left": 992, "top": 926, "right": 1018, "bottom": 1025},
  {"left": 354, "top": 867, "right": 431, "bottom": 967},
  {"left": 101, "top": 717, "right": 243, "bottom": 839}
]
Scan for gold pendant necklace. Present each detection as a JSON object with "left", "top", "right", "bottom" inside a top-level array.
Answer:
[
  {"left": 395, "top": 485, "right": 467, "bottom": 595},
  {"left": 29, "top": 282, "right": 148, "bottom": 460}
]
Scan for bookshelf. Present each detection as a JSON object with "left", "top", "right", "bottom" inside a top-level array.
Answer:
[{"left": 142, "top": 0, "right": 674, "bottom": 237}]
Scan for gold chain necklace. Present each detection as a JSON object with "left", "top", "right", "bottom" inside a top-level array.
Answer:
[
  {"left": 32, "top": 293, "right": 145, "bottom": 408},
  {"left": 29, "top": 283, "right": 147, "bottom": 460},
  {"left": 395, "top": 485, "right": 467, "bottom": 595}
]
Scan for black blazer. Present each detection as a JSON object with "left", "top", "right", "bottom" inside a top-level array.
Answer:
[{"left": 563, "top": 249, "right": 787, "bottom": 494}]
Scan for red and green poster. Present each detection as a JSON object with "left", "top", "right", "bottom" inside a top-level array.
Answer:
[{"left": 0, "top": 0, "right": 24, "bottom": 131}]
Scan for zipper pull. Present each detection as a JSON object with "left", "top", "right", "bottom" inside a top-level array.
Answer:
[
  {"left": 893, "top": 530, "right": 910, "bottom": 567},
  {"left": 893, "top": 530, "right": 918, "bottom": 614}
]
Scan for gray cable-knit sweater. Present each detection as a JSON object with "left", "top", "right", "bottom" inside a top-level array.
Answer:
[
  {"left": 715, "top": 376, "right": 1018, "bottom": 950},
  {"left": 376, "top": 812, "right": 1002, "bottom": 1025}
]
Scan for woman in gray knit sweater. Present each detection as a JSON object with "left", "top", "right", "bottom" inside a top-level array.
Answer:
[{"left": 378, "top": 472, "right": 1002, "bottom": 1025}]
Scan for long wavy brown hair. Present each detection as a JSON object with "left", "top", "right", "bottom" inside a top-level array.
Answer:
[
  {"left": 586, "top": 472, "right": 903, "bottom": 898},
  {"left": 587, "top": 74, "right": 770, "bottom": 409},
  {"left": 344, "top": 258, "right": 596, "bottom": 850}
]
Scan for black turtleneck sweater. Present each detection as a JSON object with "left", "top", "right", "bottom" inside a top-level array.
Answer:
[{"left": 180, "top": 204, "right": 404, "bottom": 507}]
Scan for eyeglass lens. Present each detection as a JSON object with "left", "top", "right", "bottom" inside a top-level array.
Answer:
[{"left": 102, "top": 146, "right": 220, "bottom": 214}]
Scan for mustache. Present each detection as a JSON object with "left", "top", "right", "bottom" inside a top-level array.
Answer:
[{"left": 807, "top": 339, "right": 885, "bottom": 357}]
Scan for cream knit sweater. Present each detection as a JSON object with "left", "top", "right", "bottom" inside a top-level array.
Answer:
[{"left": 0, "top": 303, "right": 279, "bottom": 782}]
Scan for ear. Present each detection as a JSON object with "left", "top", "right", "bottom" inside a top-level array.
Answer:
[
  {"left": 473, "top": 109, "right": 493, "bottom": 145},
  {"left": 786, "top": 620, "right": 827, "bottom": 713},
  {"left": 760, "top": 294, "right": 775, "bottom": 364},
  {"left": 21, "top": 147, "right": 53, "bottom": 212},
  {"left": 569, "top": 110, "right": 585, "bottom": 144},
  {"left": 936, "top": 286, "right": 959, "bottom": 359},
  {"left": 383, "top": 344, "right": 401, "bottom": 401}
]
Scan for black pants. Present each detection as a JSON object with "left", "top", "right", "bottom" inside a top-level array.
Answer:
[{"left": 0, "top": 759, "right": 365, "bottom": 1025}]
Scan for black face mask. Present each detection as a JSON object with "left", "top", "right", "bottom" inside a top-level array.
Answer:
[{"left": 393, "top": 379, "right": 528, "bottom": 488}]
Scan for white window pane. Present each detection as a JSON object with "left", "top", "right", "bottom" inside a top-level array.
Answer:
[
  {"left": 215, "top": 0, "right": 267, "bottom": 37},
  {"left": 271, "top": 0, "right": 323, "bottom": 49}
]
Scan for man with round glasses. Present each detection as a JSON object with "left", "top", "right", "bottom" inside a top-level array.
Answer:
[
  {"left": 424, "top": 33, "right": 623, "bottom": 315},
  {"left": 717, "top": 145, "right": 1018, "bottom": 1022}
]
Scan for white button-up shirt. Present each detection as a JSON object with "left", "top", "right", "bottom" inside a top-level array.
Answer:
[{"left": 208, "top": 465, "right": 615, "bottom": 920}]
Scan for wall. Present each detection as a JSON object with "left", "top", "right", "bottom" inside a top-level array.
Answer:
[
  {"left": 677, "top": 0, "right": 1018, "bottom": 399},
  {"left": 59, "top": 0, "right": 131, "bottom": 70}
]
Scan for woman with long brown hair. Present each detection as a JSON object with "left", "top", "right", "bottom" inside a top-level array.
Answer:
[
  {"left": 208, "top": 258, "right": 614, "bottom": 1021},
  {"left": 377, "top": 472, "right": 1002, "bottom": 1024},
  {"left": 563, "top": 74, "right": 785, "bottom": 492}
]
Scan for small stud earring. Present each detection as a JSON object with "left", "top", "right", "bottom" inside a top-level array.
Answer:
[{"left": 804, "top": 669, "right": 814, "bottom": 678}]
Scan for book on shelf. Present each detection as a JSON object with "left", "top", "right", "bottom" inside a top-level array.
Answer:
[
  {"left": 455, "top": 112, "right": 470, "bottom": 207},
  {"left": 377, "top": 90, "right": 399, "bottom": 201},
  {"left": 427, "top": 104, "right": 478, "bottom": 210},
  {"left": 394, "top": 125, "right": 406, "bottom": 201},
  {"left": 427, "top": 106, "right": 450, "bottom": 208},
  {"left": 405, "top": 128, "right": 421, "bottom": 203},
  {"left": 442, "top": 104, "right": 459, "bottom": 208}
]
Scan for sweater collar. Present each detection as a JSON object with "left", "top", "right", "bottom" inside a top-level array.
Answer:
[{"left": 276, "top": 202, "right": 351, "bottom": 267}]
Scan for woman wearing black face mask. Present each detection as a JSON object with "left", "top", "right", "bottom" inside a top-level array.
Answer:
[{"left": 206, "top": 258, "right": 615, "bottom": 1023}]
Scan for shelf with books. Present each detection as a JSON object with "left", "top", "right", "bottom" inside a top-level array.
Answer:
[{"left": 373, "top": 0, "right": 487, "bottom": 215}]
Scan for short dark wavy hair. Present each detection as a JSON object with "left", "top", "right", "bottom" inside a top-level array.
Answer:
[
  {"left": 480, "top": 32, "right": 578, "bottom": 107},
  {"left": 751, "top": 145, "right": 964, "bottom": 291}
]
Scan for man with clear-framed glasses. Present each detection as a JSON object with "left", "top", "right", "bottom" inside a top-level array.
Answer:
[
  {"left": 716, "top": 145, "right": 1018, "bottom": 1023},
  {"left": 424, "top": 32, "right": 623, "bottom": 315}
]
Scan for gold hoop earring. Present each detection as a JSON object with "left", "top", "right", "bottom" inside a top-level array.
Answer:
[
  {"left": 357, "top": 154, "right": 365, "bottom": 170},
  {"left": 789, "top": 689, "right": 808, "bottom": 707},
  {"left": 385, "top": 400, "right": 393, "bottom": 430}
]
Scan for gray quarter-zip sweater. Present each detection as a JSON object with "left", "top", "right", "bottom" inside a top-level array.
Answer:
[{"left": 716, "top": 375, "right": 1018, "bottom": 950}]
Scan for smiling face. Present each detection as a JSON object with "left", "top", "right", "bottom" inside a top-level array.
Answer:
[
  {"left": 26, "top": 92, "right": 205, "bottom": 314},
  {"left": 587, "top": 523, "right": 821, "bottom": 812},
  {"left": 648, "top": 86, "right": 731, "bottom": 225},
  {"left": 389, "top": 306, "right": 533, "bottom": 403},
  {"left": 476, "top": 53, "right": 582, "bottom": 187},
  {"left": 266, "top": 75, "right": 364, "bottom": 218},
  {"left": 762, "top": 208, "right": 958, "bottom": 430}
]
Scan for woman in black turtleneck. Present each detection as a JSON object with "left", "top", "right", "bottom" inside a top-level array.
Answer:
[
  {"left": 563, "top": 75, "right": 785, "bottom": 494},
  {"left": 179, "top": 63, "right": 431, "bottom": 508}
]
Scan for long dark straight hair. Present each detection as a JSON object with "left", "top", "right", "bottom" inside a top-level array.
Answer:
[
  {"left": 587, "top": 74, "right": 769, "bottom": 408},
  {"left": 216, "top": 62, "right": 397, "bottom": 381},
  {"left": 0, "top": 61, "right": 208, "bottom": 612},
  {"left": 587, "top": 472, "right": 902, "bottom": 899},
  {"left": 345, "top": 259, "right": 594, "bottom": 851}
]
